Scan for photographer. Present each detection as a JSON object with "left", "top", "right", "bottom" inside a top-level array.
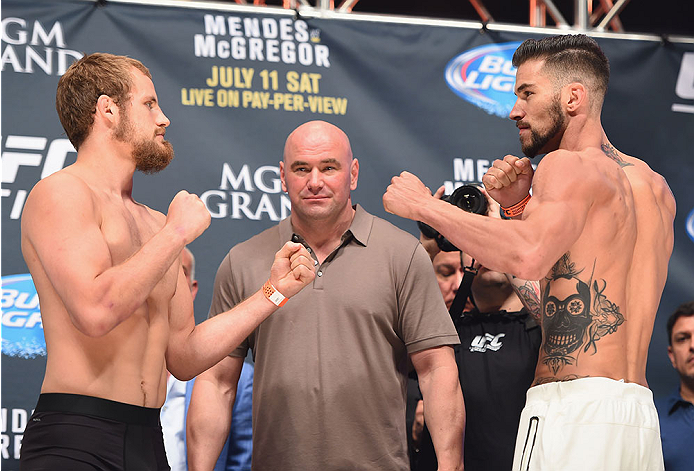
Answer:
[{"left": 408, "top": 186, "right": 542, "bottom": 471}]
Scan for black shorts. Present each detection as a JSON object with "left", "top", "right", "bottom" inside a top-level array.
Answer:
[{"left": 19, "top": 393, "right": 170, "bottom": 471}]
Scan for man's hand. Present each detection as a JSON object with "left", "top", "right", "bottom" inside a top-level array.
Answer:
[
  {"left": 412, "top": 399, "right": 425, "bottom": 444},
  {"left": 383, "top": 172, "right": 439, "bottom": 221},
  {"left": 479, "top": 186, "right": 501, "bottom": 220},
  {"left": 482, "top": 155, "right": 533, "bottom": 208},
  {"left": 269, "top": 241, "right": 316, "bottom": 299},
  {"left": 167, "top": 190, "right": 211, "bottom": 244}
]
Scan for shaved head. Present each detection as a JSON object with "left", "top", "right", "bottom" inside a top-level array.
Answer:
[{"left": 283, "top": 121, "right": 353, "bottom": 163}]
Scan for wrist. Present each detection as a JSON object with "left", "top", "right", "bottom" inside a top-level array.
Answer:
[
  {"left": 500, "top": 194, "right": 531, "bottom": 219},
  {"left": 262, "top": 279, "right": 288, "bottom": 307},
  {"left": 162, "top": 223, "right": 187, "bottom": 250}
]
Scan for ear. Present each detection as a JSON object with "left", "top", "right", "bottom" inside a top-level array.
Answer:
[
  {"left": 667, "top": 345, "right": 676, "bottom": 368},
  {"left": 564, "top": 82, "right": 587, "bottom": 114},
  {"left": 190, "top": 280, "right": 199, "bottom": 301},
  {"left": 279, "top": 161, "right": 288, "bottom": 193},
  {"left": 96, "top": 94, "right": 118, "bottom": 126},
  {"left": 350, "top": 158, "right": 359, "bottom": 191}
]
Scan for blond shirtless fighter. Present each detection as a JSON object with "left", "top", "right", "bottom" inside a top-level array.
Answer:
[
  {"left": 383, "top": 35, "right": 675, "bottom": 470},
  {"left": 18, "top": 53, "right": 314, "bottom": 471}
]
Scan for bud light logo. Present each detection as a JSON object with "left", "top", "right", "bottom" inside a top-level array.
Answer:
[
  {"left": 444, "top": 42, "right": 521, "bottom": 119},
  {"left": 687, "top": 208, "right": 694, "bottom": 243},
  {"left": 1, "top": 274, "right": 45, "bottom": 358}
]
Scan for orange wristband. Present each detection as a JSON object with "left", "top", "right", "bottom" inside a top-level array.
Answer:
[
  {"left": 501, "top": 194, "right": 531, "bottom": 218},
  {"left": 262, "top": 280, "right": 288, "bottom": 307}
]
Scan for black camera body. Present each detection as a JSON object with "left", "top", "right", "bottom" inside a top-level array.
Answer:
[{"left": 417, "top": 184, "right": 488, "bottom": 252}]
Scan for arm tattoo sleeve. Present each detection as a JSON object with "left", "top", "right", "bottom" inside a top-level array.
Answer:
[{"left": 507, "top": 274, "right": 542, "bottom": 323}]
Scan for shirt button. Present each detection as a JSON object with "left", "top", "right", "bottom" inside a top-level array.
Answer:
[
  {"left": 292, "top": 235, "right": 299, "bottom": 242},
  {"left": 313, "top": 260, "right": 318, "bottom": 266},
  {"left": 317, "top": 271, "right": 323, "bottom": 277}
]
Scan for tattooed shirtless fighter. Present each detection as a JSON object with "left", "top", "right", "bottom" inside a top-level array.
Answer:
[
  {"left": 19, "top": 53, "right": 314, "bottom": 470},
  {"left": 383, "top": 35, "right": 675, "bottom": 470}
]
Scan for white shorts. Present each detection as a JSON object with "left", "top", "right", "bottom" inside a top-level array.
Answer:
[{"left": 512, "top": 377, "right": 664, "bottom": 471}]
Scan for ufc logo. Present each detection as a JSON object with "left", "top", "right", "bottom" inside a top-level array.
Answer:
[
  {"left": 1, "top": 135, "right": 76, "bottom": 219},
  {"left": 470, "top": 333, "right": 505, "bottom": 352}
]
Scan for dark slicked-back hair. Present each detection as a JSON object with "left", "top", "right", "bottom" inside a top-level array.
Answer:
[
  {"left": 56, "top": 53, "right": 151, "bottom": 149},
  {"left": 666, "top": 301, "right": 694, "bottom": 346},
  {"left": 513, "top": 34, "right": 610, "bottom": 107}
]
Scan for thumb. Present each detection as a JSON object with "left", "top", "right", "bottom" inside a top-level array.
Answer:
[
  {"left": 516, "top": 158, "right": 533, "bottom": 175},
  {"left": 277, "top": 241, "right": 303, "bottom": 259}
]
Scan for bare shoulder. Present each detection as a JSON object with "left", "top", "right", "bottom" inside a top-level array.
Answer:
[
  {"left": 23, "top": 170, "right": 98, "bottom": 228},
  {"left": 26, "top": 169, "right": 92, "bottom": 204},
  {"left": 535, "top": 149, "right": 595, "bottom": 179},
  {"left": 620, "top": 154, "right": 676, "bottom": 217},
  {"left": 533, "top": 149, "right": 602, "bottom": 195}
]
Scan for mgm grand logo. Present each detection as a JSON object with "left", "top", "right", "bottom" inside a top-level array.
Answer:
[{"left": 201, "top": 163, "right": 290, "bottom": 221}]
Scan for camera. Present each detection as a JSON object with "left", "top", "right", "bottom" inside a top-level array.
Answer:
[{"left": 417, "top": 184, "right": 488, "bottom": 252}]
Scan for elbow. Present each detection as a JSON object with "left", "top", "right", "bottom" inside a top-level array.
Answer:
[
  {"left": 166, "top": 352, "right": 196, "bottom": 382},
  {"left": 70, "top": 297, "right": 133, "bottom": 337},
  {"left": 71, "top": 307, "right": 117, "bottom": 338},
  {"left": 166, "top": 360, "right": 195, "bottom": 382},
  {"left": 171, "top": 368, "right": 195, "bottom": 382},
  {"left": 77, "top": 320, "right": 114, "bottom": 338},
  {"left": 509, "top": 246, "right": 553, "bottom": 281}
]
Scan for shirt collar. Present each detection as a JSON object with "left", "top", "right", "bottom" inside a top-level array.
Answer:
[
  {"left": 665, "top": 387, "right": 694, "bottom": 415},
  {"left": 278, "top": 204, "right": 372, "bottom": 247}
]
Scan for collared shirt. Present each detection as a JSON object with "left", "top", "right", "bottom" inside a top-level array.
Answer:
[
  {"left": 655, "top": 387, "right": 694, "bottom": 471},
  {"left": 210, "top": 204, "right": 459, "bottom": 471}
]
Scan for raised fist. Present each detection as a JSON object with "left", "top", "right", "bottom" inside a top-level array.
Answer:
[
  {"left": 482, "top": 155, "right": 534, "bottom": 209},
  {"left": 167, "top": 190, "right": 211, "bottom": 244},
  {"left": 383, "top": 171, "right": 434, "bottom": 221},
  {"left": 269, "top": 241, "right": 316, "bottom": 299}
]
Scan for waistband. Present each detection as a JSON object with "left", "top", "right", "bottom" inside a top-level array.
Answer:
[
  {"left": 35, "top": 393, "right": 161, "bottom": 427},
  {"left": 526, "top": 377, "right": 654, "bottom": 404}
]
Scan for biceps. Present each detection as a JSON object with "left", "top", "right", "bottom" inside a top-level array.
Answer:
[
  {"left": 24, "top": 194, "right": 112, "bottom": 306},
  {"left": 168, "top": 268, "right": 195, "bottom": 336},
  {"left": 410, "top": 346, "right": 456, "bottom": 379}
]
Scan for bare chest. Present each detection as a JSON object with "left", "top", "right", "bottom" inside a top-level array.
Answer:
[{"left": 99, "top": 200, "right": 160, "bottom": 265}]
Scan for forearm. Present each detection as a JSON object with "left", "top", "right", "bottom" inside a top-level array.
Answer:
[
  {"left": 168, "top": 290, "right": 275, "bottom": 380},
  {"left": 72, "top": 224, "right": 187, "bottom": 336},
  {"left": 187, "top": 375, "right": 235, "bottom": 471},
  {"left": 418, "top": 357, "right": 465, "bottom": 471},
  {"left": 505, "top": 274, "right": 542, "bottom": 323},
  {"left": 417, "top": 199, "right": 557, "bottom": 280},
  {"left": 418, "top": 199, "right": 530, "bottom": 276}
]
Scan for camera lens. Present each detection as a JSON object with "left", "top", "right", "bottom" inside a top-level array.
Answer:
[
  {"left": 449, "top": 185, "right": 488, "bottom": 215},
  {"left": 416, "top": 184, "right": 488, "bottom": 252}
]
